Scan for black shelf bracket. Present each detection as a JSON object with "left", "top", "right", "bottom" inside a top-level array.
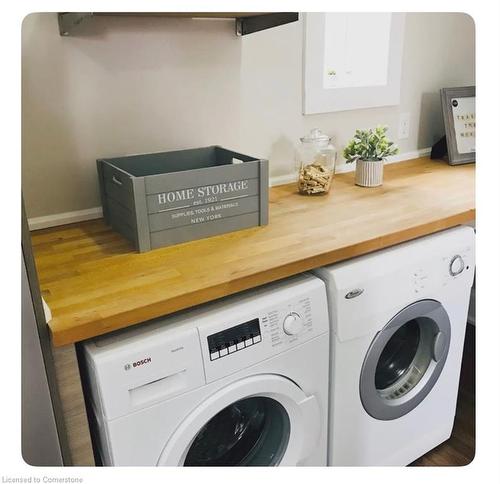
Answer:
[
  {"left": 58, "top": 13, "right": 94, "bottom": 36},
  {"left": 235, "top": 13, "right": 299, "bottom": 36}
]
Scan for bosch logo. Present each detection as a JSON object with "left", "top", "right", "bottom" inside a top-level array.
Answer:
[
  {"left": 124, "top": 357, "right": 152, "bottom": 371},
  {"left": 133, "top": 357, "right": 152, "bottom": 367}
]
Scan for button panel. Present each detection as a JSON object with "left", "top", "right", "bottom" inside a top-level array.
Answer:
[{"left": 208, "top": 318, "right": 262, "bottom": 361}]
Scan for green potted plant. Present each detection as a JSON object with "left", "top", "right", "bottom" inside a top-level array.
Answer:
[{"left": 343, "top": 126, "right": 399, "bottom": 187}]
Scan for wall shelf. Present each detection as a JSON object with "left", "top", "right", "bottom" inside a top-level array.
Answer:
[{"left": 57, "top": 12, "right": 299, "bottom": 37}]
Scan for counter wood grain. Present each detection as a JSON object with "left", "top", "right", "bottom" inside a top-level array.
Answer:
[{"left": 31, "top": 157, "right": 475, "bottom": 346}]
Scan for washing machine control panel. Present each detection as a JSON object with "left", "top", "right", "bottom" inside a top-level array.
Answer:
[
  {"left": 198, "top": 276, "right": 329, "bottom": 383},
  {"left": 205, "top": 298, "right": 313, "bottom": 362},
  {"left": 207, "top": 318, "right": 262, "bottom": 361}
]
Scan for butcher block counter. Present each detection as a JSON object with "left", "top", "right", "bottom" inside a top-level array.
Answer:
[{"left": 31, "top": 157, "right": 475, "bottom": 348}]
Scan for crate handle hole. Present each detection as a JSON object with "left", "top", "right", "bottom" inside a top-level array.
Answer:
[{"left": 112, "top": 176, "right": 123, "bottom": 186}]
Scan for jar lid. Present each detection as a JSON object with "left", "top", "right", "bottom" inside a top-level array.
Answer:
[{"left": 300, "top": 128, "right": 331, "bottom": 143}]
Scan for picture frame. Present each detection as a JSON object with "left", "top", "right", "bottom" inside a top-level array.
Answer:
[{"left": 440, "top": 86, "right": 475, "bottom": 165}]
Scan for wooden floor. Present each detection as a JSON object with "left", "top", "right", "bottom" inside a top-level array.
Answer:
[{"left": 411, "top": 324, "right": 475, "bottom": 466}]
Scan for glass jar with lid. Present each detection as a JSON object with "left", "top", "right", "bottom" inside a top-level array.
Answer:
[{"left": 296, "top": 128, "right": 337, "bottom": 195}]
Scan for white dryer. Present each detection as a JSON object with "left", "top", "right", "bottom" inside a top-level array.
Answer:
[
  {"left": 82, "top": 274, "right": 329, "bottom": 466},
  {"left": 313, "top": 226, "right": 475, "bottom": 466}
]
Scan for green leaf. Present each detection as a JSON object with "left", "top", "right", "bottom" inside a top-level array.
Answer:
[{"left": 343, "top": 125, "right": 397, "bottom": 161}]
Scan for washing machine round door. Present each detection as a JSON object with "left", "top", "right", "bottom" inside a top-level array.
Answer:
[
  {"left": 359, "top": 299, "right": 451, "bottom": 420},
  {"left": 157, "top": 374, "right": 321, "bottom": 466}
]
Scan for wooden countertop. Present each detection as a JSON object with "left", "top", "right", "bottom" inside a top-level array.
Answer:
[{"left": 31, "top": 157, "right": 475, "bottom": 346}]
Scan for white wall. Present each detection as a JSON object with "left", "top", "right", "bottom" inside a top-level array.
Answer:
[{"left": 22, "top": 13, "right": 475, "bottom": 219}]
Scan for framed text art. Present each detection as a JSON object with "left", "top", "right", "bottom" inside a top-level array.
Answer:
[{"left": 440, "top": 86, "right": 475, "bottom": 165}]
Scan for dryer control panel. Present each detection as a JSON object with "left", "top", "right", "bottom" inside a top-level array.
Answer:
[{"left": 313, "top": 225, "right": 475, "bottom": 342}]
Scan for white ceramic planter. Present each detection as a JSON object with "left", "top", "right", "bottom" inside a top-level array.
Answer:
[{"left": 355, "top": 158, "right": 384, "bottom": 187}]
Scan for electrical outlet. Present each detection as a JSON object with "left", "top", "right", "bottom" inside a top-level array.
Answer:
[{"left": 398, "top": 113, "right": 410, "bottom": 139}]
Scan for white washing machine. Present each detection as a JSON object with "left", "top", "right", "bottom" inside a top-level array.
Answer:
[
  {"left": 82, "top": 274, "right": 329, "bottom": 466},
  {"left": 313, "top": 226, "right": 475, "bottom": 466}
]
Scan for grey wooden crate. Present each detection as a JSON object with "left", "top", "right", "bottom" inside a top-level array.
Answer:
[{"left": 96, "top": 146, "right": 269, "bottom": 252}]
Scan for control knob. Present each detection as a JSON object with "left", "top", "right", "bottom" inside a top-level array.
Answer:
[
  {"left": 283, "top": 312, "right": 303, "bottom": 336},
  {"left": 449, "top": 255, "right": 465, "bottom": 276}
]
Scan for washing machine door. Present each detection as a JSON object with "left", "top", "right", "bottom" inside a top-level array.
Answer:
[
  {"left": 359, "top": 299, "right": 451, "bottom": 420},
  {"left": 157, "top": 374, "right": 321, "bottom": 466}
]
